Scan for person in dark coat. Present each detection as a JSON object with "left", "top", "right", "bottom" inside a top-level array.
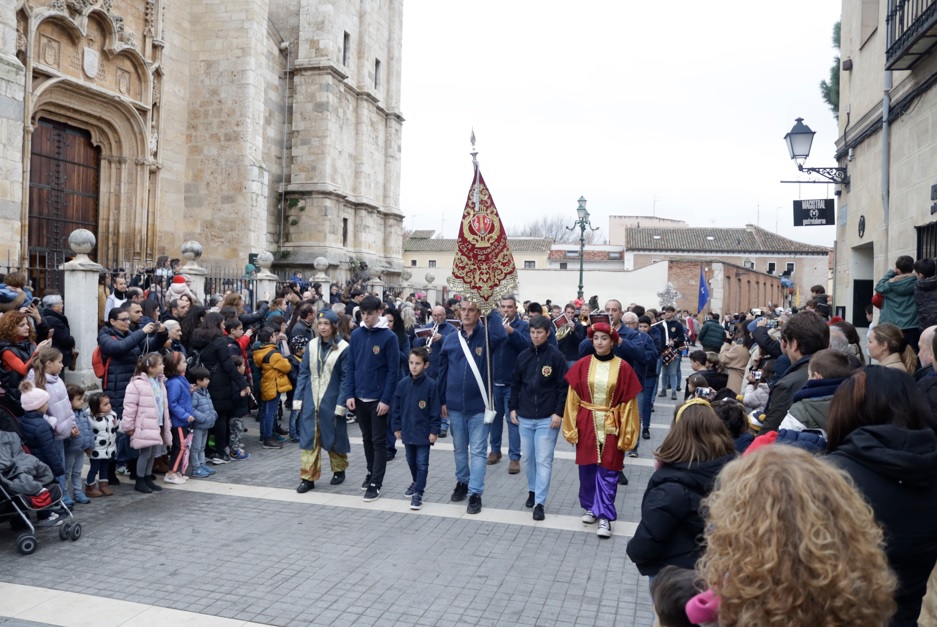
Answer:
[
  {"left": 827, "top": 366, "right": 937, "bottom": 627},
  {"left": 627, "top": 401, "right": 736, "bottom": 579},
  {"left": 98, "top": 308, "right": 154, "bottom": 481},
  {"left": 696, "top": 314, "right": 726, "bottom": 353},
  {"left": 916, "top": 258, "right": 937, "bottom": 331},
  {"left": 36, "top": 294, "right": 76, "bottom": 369},
  {"left": 190, "top": 312, "right": 250, "bottom": 463}
]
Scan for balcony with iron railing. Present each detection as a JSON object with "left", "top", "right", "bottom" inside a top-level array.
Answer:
[{"left": 887, "top": 0, "right": 937, "bottom": 70}]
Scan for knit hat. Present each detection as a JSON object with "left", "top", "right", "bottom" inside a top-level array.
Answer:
[
  {"left": 172, "top": 275, "right": 186, "bottom": 284},
  {"left": 19, "top": 381, "right": 50, "bottom": 412},
  {"left": 317, "top": 309, "right": 339, "bottom": 324},
  {"left": 289, "top": 335, "right": 309, "bottom": 353}
]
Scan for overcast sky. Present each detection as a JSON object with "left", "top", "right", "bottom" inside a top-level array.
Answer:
[{"left": 398, "top": 0, "right": 843, "bottom": 247}]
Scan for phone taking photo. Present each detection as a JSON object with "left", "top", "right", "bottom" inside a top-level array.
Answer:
[{"left": 695, "top": 387, "right": 713, "bottom": 399}]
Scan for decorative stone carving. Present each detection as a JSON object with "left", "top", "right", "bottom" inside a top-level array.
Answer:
[
  {"left": 121, "top": 30, "right": 136, "bottom": 48},
  {"left": 67, "top": 0, "right": 94, "bottom": 15},
  {"left": 16, "top": 26, "right": 26, "bottom": 55},
  {"left": 181, "top": 240, "right": 203, "bottom": 262},
  {"left": 51, "top": 0, "right": 66, "bottom": 12},
  {"left": 82, "top": 45, "right": 100, "bottom": 79},
  {"left": 401, "top": 270, "right": 412, "bottom": 282},
  {"left": 425, "top": 273, "right": 435, "bottom": 284},
  {"left": 149, "top": 125, "right": 158, "bottom": 156},
  {"left": 101, "top": 0, "right": 114, "bottom": 14},
  {"left": 112, "top": 15, "right": 124, "bottom": 36},
  {"left": 40, "top": 35, "right": 60, "bottom": 68},
  {"left": 145, "top": 0, "right": 156, "bottom": 36}
]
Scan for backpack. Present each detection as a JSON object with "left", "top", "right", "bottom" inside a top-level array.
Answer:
[
  {"left": 91, "top": 336, "right": 117, "bottom": 387},
  {"left": 186, "top": 348, "right": 204, "bottom": 372}
]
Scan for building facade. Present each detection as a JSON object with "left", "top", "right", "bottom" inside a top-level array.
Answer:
[
  {"left": 835, "top": 0, "right": 937, "bottom": 328},
  {"left": 2, "top": 0, "right": 403, "bottom": 285}
]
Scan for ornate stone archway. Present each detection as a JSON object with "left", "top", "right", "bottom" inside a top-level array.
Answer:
[{"left": 16, "top": 0, "right": 163, "bottom": 265}]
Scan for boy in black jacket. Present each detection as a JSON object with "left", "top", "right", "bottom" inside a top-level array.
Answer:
[
  {"left": 391, "top": 347, "right": 440, "bottom": 510},
  {"left": 509, "top": 315, "right": 568, "bottom": 521}
]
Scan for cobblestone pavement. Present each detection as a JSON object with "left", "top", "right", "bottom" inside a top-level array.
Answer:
[{"left": 0, "top": 362, "right": 696, "bottom": 626}]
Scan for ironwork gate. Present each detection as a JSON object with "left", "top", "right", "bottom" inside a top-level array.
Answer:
[{"left": 28, "top": 118, "right": 100, "bottom": 295}]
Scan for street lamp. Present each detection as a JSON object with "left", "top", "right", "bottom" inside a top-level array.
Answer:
[
  {"left": 567, "top": 196, "right": 598, "bottom": 300},
  {"left": 783, "top": 117, "right": 849, "bottom": 187}
]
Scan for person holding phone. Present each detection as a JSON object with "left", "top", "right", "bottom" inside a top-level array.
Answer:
[{"left": 35, "top": 292, "right": 77, "bottom": 371}]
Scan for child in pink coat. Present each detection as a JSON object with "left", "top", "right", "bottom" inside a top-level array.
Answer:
[{"left": 120, "top": 352, "right": 171, "bottom": 494}]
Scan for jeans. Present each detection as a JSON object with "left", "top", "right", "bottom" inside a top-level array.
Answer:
[
  {"left": 641, "top": 378, "right": 656, "bottom": 428},
  {"left": 87, "top": 458, "right": 109, "bottom": 485},
  {"left": 189, "top": 428, "right": 208, "bottom": 470},
  {"left": 661, "top": 358, "right": 680, "bottom": 392},
  {"left": 356, "top": 400, "right": 388, "bottom": 488},
  {"left": 260, "top": 399, "right": 278, "bottom": 440},
  {"left": 518, "top": 417, "right": 560, "bottom": 506},
  {"left": 448, "top": 409, "right": 489, "bottom": 495},
  {"left": 64, "top": 448, "right": 86, "bottom": 497},
  {"left": 404, "top": 444, "right": 430, "bottom": 495},
  {"left": 489, "top": 385, "right": 520, "bottom": 460},
  {"left": 288, "top": 409, "right": 300, "bottom": 440}
]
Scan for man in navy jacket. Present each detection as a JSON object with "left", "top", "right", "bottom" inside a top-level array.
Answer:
[
  {"left": 490, "top": 296, "right": 531, "bottom": 472},
  {"left": 344, "top": 295, "right": 400, "bottom": 502},
  {"left": 437, "top": 300, "right": 506, "bottom": 515}
]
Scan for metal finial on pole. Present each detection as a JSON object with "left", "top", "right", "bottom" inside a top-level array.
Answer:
[{"left": 470, "top": 128, "right": 480, "bottom": 210}]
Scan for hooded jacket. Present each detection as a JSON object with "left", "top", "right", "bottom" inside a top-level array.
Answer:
[
  {"left": 917, "top": 276, "right": 937, "bottom": 330},
  {"left": 877, "top": 271, "right": 920, "bottom": 329},
  {"left": 120, "top": 373, "right": 171, "bottom": 449},
  {"left": 626, "top": 453, "right": 736, "bottom": 576},
  {"left": 190, "top": 330, "right": 249, "bottom": 414},
  {"left": 828, "top": 425, "right": 937, "bottom": 627},
  {"left": 786, "top": 376, "right": 847, "bottom": 431},
  {"left": 253, "top": 343, "right": 292, "bottom": 401},
  {"left": 19, "top": 409, "right": 65, "bottom": 477},
  {"left": 697, "top": 319, "right": 725, "bottom": 352}
]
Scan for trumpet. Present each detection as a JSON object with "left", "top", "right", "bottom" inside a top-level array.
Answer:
[{"left": 579, "top": 309, "right": 600, "bottom": 324}]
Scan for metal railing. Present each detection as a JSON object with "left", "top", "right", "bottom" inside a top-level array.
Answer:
[{"left": 887, "top": 0, "right": 937, "bottom": 61}]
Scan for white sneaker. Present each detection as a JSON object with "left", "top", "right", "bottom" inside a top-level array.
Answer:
[
  {"left": 35, "top": 512, "right": 63, "bottom": 528},
  {"left": 581, "top": 510, "right": 596, "bottom": 524},
  {"left": 597, "top": 518, "right": 612, "bottom": 538},
  {"left": 163, "top": 473, "right": 186, "bottom": 485}
]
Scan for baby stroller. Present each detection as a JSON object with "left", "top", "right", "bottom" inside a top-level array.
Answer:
[
  {"left": 0, "top": 480, "right": 81, "bottom": 555},
  {"left": 0, "top": 421, "right": 81, "bottom": 555}
]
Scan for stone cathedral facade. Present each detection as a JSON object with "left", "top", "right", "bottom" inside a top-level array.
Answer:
[{"left": 0, "top": 0, "right": 404, "bottom": 282}]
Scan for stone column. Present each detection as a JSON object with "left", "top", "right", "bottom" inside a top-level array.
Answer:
[
  {"left": 62, "top": 230, "right": 105, "bottom": 390},
  {"left": 0, "top": 2, "right": 25, "bottom": 259},
  {"left": 254, "top": 250, "right": 279, "bottom": 303},
  {"left": 400, "top": 270, "right": 412, "bottom": 296},
  {"left": 179, "top": 240, "right": 208, "bottom": 303},
  {"left": 368, "top": 278, "right": 385, "bottom": 300}
]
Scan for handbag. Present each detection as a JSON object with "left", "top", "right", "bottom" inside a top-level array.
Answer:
[{"left": 457, "top": 331, "right": 498, "bottom": 424}]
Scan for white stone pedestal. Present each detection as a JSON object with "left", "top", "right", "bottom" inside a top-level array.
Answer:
[
  {"left": 182, "top": 264, "right": 208, "bottom": 303},
  {"left": 61, "top": 232, "right": 105, "bottom": 390}
]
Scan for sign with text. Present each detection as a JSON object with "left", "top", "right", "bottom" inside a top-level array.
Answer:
[{"left": 793, "top": 198, "right": 835, "bottom": 226}]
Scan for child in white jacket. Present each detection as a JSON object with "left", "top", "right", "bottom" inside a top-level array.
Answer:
[{"left": 740, "top": 360, "right": 775, "bottom": 415}]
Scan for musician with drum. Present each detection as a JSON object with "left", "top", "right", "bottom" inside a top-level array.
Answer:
[{"left": 656, "top": 305, "right": 687, "bottom": 401}]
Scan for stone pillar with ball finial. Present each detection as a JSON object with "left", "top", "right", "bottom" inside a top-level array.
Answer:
[
  {"left": 61, "top": 230, "right": 105, "bottom": 389},
  {"left": 180, "top": 241, "right": 208, "bottom": 304},
  {"left": 401, "top": 270, "right": 413, "bottom": 295},
  {"left": 254, "top": 251, "right": 279, "bottom": 304},
  {"left": 424, "top": 272, "right": 437, "bottom": 305},
  {"left": 312, "top": 257, "right": 331, "bottom": 287}
]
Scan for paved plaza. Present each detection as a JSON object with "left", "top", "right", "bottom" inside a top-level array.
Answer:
[{"left": 0, "top": 367, "right": 693, "bottom": 627}]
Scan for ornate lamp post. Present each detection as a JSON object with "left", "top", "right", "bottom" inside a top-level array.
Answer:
[
  {"left": 783, "top": 117, "right": 849, "bottom": 187},
  {"left": 567, "top": 196, "right": 598, "bottom": 300}
]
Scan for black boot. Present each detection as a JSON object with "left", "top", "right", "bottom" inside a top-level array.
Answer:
[
  {"left": 144, "top": 475, "right": 163, "bottom": 492},
  {"left": 134, "top": 477, "right": 152, "bottom": 494},
  {"left": 107, "top": 459, "right": 121, "bottom": 485}
]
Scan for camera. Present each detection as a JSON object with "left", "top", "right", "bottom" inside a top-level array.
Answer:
[
  {"left": 694, "top": 387, "right": 713, "bottom": 399},
  {"left": 766, "top": 320, "right": 778, "bottom": 329},
  {"left": 31, "top": 297, "right": 40, "bottom": 307}
]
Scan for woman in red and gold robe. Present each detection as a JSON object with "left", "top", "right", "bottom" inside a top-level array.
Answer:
[{"left": 563, "top": 322, "right": 642, "bottom": 538}]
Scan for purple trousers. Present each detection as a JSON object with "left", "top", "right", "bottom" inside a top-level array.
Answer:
[{"left": 578, "top": 464, "right": 619, "bottom": 521}]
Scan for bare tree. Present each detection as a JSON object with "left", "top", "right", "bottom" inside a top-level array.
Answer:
[{"left": 508, "top": 214, "right": 605, "bottom": 244}]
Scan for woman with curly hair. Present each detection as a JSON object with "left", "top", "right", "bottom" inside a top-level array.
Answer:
[
  {"left": 696, "top": 445, "right": 897, "bottom": 627},
  {"left": 827, "top": 366, "right": 937, "bottom": 626},
  {"left": 0, "top": 311, "right": 51, "bottom": 413}
]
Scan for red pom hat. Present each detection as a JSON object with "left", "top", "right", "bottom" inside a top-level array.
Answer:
[{"left": 172, "top": 275, "right": 187, "bottom": 284}]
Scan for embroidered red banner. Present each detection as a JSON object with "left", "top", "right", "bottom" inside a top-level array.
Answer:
[{"left": 448, "top": 168, "right": 518, "bottom": 313}]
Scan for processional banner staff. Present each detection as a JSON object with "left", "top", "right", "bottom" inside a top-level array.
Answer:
[{"left": 447, "top": 132, "right": 518, "bottom": 418}]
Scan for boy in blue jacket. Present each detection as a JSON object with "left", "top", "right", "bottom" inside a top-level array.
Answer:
[
  {"left": 344, "top": 295, "right": 400, "bottom": 502},
  {"left": 391, "top": 347, "right": 441, "bottom": 510},
  {"left": 189, "top": 366, "right": 218, "bottom": 478}
]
